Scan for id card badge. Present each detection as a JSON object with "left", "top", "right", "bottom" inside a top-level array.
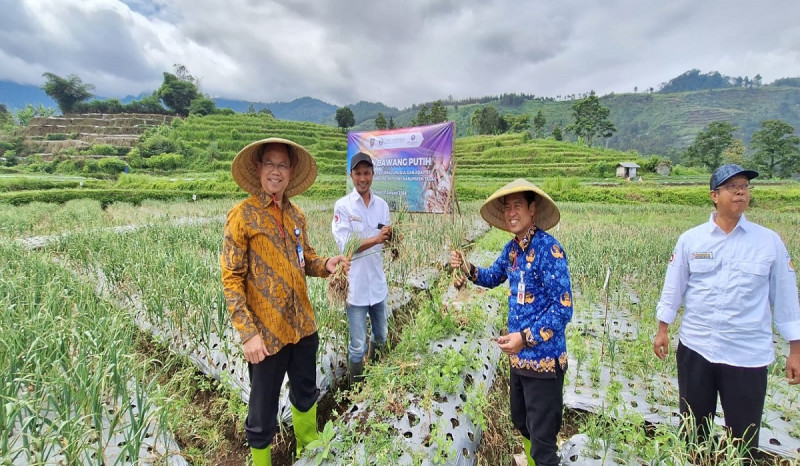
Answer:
[
  {"left": 517, "top": 271, "right": 525, "bottom": 304},
  {"left": 294, "top": 227, "right": 305, "bottom": 267}
]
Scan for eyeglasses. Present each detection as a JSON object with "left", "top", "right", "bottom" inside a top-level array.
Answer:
[
  {"left": 260, "top": 161, "right": 291, "bottom": 172},
  {"left": 717, "top": 183, "right": 751, "bottom": 193}
]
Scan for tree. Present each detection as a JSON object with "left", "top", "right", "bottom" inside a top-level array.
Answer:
[
  {"left": 335, "top": 107, "right": 355, "bottom": 132},
  {"left": 41, "top": 72, "right": 95, "bottom": 115},
  {"left": 751, "top": 119, "right": 800, "bottom": 178},
  {"left": 388, "top": 117, "right": 396, "bottom": 129},
  {"left": 552, "top": 125, "right": 563, "bottom": 141},
  {"left": 14, "top": 104, "right": 56, "bottom": 126},
  {"left": 533, "top": 110, "right": 546, "bottom": 138},
  {"left": 505, "top": 114, "right": 530, "bottom": 133},
  {"left": 173, "top": 64, "right": 196, "bottom": 85},
  {"left": 258, "top": 107, "right": 274, "bottom": 117},
  {"left": 430, "top": 100, "right": 448, "bottom": 124},
  {"left": 158, "top": 72, "right": 199, "bottom": 116},
  {"left": 375, "top": 112, "right": 387, "bottom": 130},
  {"left": 565, "top": 93, "right": 616, "bottom": 147},
  {"left": 413, "top": 105, "right": 430, "bottom": 126},
  {"left": 188, "top": 97, "right": 216, "bottom": 116},
  {"left": 683, "top": 121, "right": 736, "bottom": 171},
  {"left": 721, "top": 139, "right": 746, "bottom": 166},
  {"left": 471, "top": 107, "right": 502, "bottom": 134},
  {"left": 0, "top": 104, "right": 11, "bottom": 127}
]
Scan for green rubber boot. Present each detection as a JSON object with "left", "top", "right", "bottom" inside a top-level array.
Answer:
[
  {"left": 250, "top": 446, "right": 271, "bottom": 466},
  {"left": 291, "top": 403, "right": 319, "bottom": 457},
  {"left": 522, "top": 437, "right": 535, "bottom": 466}
]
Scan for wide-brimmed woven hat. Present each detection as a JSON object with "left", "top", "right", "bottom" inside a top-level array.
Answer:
[
  {"left": 479, "top": 178, "right": 560, "bottom": 231},
  {"left": 231, "top": 137, "right": 317, "bottom": 198}
]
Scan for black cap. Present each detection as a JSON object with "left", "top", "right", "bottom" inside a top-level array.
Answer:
[
  {"left": 350, "top": 152, "right": 374, "bottom": 171},
  {"left": 710, "top": 164, "right": 759, "bottom": 191}
]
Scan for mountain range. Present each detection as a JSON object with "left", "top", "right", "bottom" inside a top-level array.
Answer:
[{"left": 3, "top": 72, "right": 800, "bottom": 158}]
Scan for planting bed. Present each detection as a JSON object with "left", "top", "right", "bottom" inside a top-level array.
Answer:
[{"left": 3, "top": 198, "right": 800, "bottom": 464}]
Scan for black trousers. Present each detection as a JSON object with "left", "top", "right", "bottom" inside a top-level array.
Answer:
[
  {"left": 509, "top": 365, "right": 564, "bottom": 466},
  {"left": 676, "top": 341, "right": 767, "bottom": 452},
  {"left": 245, "top": 332, "right": 319, "bottom": 448}
]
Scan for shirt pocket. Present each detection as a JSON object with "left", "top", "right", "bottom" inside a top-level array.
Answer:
[
  {"left": 350, "top": 217, "right": 365, "bottom": 235},
  {"left": 730, "top": 260, "right": 770, "bottom": 294},
  {"left": 688, "top": 259, "right": 719, "bottom": 274}
]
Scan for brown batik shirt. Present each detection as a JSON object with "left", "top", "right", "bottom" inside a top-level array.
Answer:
[{"left": 221, "top": 193, "right": 330, "bottom": 354}]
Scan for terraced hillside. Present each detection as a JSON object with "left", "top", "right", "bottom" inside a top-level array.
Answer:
[
  {"left": 5, "top": 113, "right": 800, "bottom": 209},
  {"left": 23, "top": 113, "right": 174, "bottom": 158}
]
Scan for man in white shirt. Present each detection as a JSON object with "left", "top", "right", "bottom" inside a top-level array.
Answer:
[
  {"left": 332, "top": 152, "right": 392, "bottom": 384},
  {"left": 653, "top": 164, "right": 800, "bottom": 456}
]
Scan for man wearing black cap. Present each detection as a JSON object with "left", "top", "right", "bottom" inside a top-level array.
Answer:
[
  {"left": 332, "top": 152, "right": 392, "bottom": 384},
  {"left": 653, "top": 164, "right": 800, "bottom": 457}
]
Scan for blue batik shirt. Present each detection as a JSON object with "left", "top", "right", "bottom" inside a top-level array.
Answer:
[{"left": 470, "top": 226, "right": 573, "bottom": 377}]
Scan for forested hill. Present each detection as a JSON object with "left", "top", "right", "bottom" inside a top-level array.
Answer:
[
  {"left": 4, "top": 71, "right": 800, "bottom": 158},
  {"left": 354, "top": 84, "right": 800, "bottom": 159}
]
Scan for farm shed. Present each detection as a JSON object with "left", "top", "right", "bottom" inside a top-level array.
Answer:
[{"left": 616, "top": 162, "right": 640, "bottom": 179}]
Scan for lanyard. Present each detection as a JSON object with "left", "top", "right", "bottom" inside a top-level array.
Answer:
[{"left": 295, "top": 227, "right": 305, "bottom": 267}]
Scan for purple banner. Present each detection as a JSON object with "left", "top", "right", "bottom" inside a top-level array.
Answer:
[{"left": 347, "top": 121, "right": 455, "bottom": 213}]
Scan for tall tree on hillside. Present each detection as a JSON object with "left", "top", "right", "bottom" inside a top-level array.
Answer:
[
  {"left": 683, "top": 121, "right": 736, "bottom": 171},
  {"left": 173, "top": 64, "right": 197, "bottom": 86},
  {"left": 41, "top": 72, "right": 95, "bottom": 115},
  {"left": 430, "top": 100, "right": 448, "bottom": 124},
  {"left": 505, "top": 114, "right": 530, "bottom": 133},
  {"left": 375, "top": 112, "right": 387, "bottom": 130},
  {"left": 750, "top": 119, "right": 800, "bottom": 178},
  {"left": 552, "top": 125, "right": 563, "bottom": 141},
  {"left": 335, "top": 107, "right": 355, "bottom": 132},
  {"left": 158, "top": 72, "right": 200, "bottom": 116},
  {"left": 413, "top": 105, "right": 430, "bottom": 126},
  {"left": 566, "top": 93, "right": 616, "bottom": 147},
  {"left": 388, "top": 116, "right": 396, "bottom": 129},
  {"left": 533, "top": 110, "right": 546, "bottom": 138},
  {"left": 471, "top": 107, "right": 502, "bottom": 134}
]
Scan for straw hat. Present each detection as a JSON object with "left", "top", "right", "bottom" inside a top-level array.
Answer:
[
  {"left": 479, "top": 178, "right": 560, "bottom": 231},
  {"left": 231, "top": 137, "right": 318, "bottom": 198}
]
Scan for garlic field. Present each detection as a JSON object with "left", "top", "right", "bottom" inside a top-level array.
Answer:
[{"left": 1, "top": 198, "right": 798, "bottom": 465}]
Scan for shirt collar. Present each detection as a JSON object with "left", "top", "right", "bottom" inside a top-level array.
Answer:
[
  {"left": 708, "top": 212, "right": 750, "bottom": 234},
  {"left": 349, "top": 187, "right": 372, "bottom": 206},
  {"left": 514, "top": 225, "right": 538, "bottom": 250},
  {"left": 257, "top": 191, "right": 287, "bottom": 209}
]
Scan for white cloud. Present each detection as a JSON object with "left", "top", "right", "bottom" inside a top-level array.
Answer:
[{"left": 2, "top": 0, "right": 800, "bottom": 108}]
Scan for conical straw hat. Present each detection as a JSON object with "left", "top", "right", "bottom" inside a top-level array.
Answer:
[
  {"left": 479, "top": 178, "right": 560, "bottom": 231},
  {"left": 231, "top": 137, "right": 317, "bottom": 198}
]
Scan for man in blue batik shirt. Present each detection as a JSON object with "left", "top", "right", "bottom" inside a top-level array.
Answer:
[{"left": 451, "top": 178, "right": 573, "bottom": 466}]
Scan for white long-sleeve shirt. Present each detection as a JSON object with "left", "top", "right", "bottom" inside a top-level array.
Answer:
[
  {"left": 331, "top": 189, "right": 390, "bottom": 306},
  {"left": 656, "top": 213, "right": 800, "bottom": 367}
]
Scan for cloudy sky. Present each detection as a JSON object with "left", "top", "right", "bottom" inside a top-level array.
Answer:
[{"left": 1, "top": 0, "right": 799, "bottom": 109}]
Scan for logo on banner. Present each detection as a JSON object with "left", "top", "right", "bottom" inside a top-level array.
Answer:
[{"left": 364, "top": 132, "right": 424, "bottom": 150}]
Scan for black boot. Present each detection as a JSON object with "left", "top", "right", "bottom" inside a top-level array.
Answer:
[
  {"left": 368, "top": 342, "right": 387, "bottom": 363},
  {"left": 348, "top": 359, "right": 364, "bottom": 386}
]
